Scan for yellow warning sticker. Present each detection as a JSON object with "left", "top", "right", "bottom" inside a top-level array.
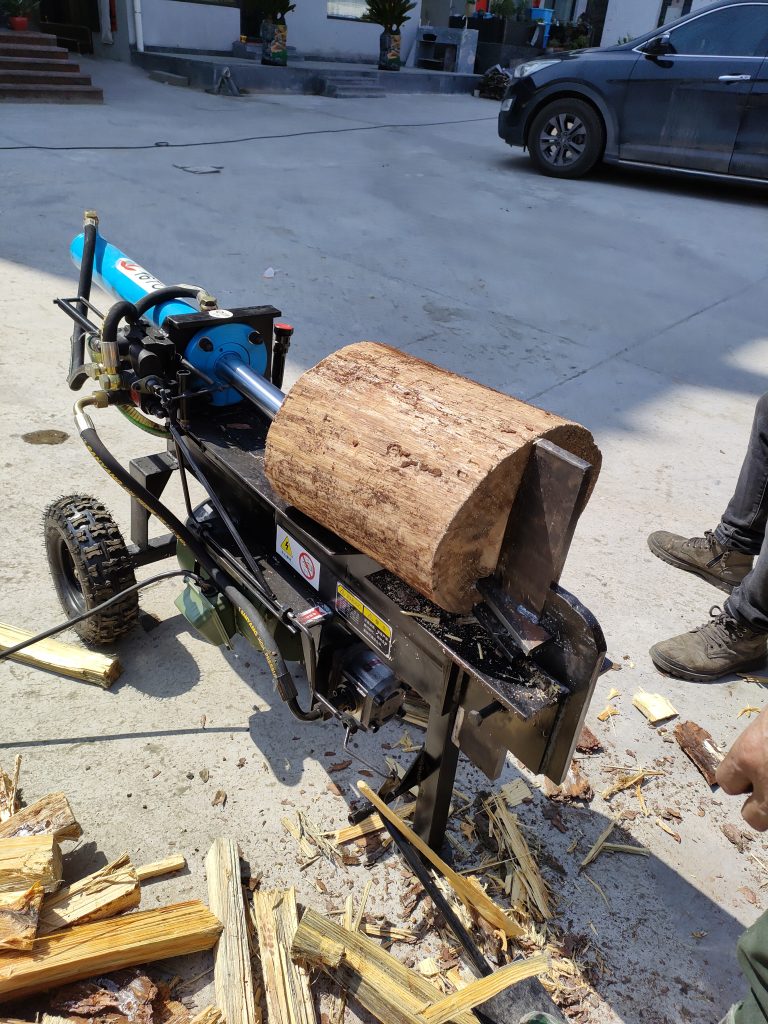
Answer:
[
  {"left": 280, "top": 535, "right": 292, "bottom": 558},
  {"left": 336, "top": 583, "right": 393, "bottom": 658}
]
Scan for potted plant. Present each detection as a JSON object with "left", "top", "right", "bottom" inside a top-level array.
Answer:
[
  {"left": 362, "top": 0, "right": 416, "bottom": 71},
  {"left": 260, "top": 0, "right": 295, "bottom": 66},
  {"left": 4, "top": 0, "right": 37, "bottom": 31}
]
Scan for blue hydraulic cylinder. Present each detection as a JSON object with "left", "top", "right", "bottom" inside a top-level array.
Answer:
[{"left": 71, "top": 231, "right": 198, "bottom": 326}]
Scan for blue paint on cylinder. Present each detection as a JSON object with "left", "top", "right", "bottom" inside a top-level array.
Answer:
[
  {"left": 71, "top": 231, "right": 198, "bottom": 325},
  {"left": 70, "top": 227, "right": 269, "bottom": 407}
]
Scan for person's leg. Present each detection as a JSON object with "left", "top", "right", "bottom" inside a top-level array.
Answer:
[
  {"left": 716, "top": 393, "right": 768, "bottom": 557},
  {"left": 727, "top": 521, "right": 768, "bottom": 632},
  {"left": 728, "top": 909, "right": 768, "bottom": 1024}
]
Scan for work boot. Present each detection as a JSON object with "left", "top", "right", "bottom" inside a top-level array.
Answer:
[
  {"left": 648, "top": 529, "right": 752, "bottom": 593},
  {"left": 650, "top": 606, "right": 767, "bottom": 682}
]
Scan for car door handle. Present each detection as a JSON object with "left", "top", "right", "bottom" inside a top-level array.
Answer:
[{"left": 718, "top": 74, "right": 752, "bottom": 81}]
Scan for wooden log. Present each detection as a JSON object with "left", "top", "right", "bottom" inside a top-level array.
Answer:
[
  {"left": 674, "top": 721, "right": 722, "bottom": 786},
  {"left": 252, "top": 889, "right": 316, "bottom": 1024},
  {"left": 0, "top": 884, "right": 44, "bottom": 950},
  {"left": 204, "top": 839, "right": 258, "bottom": 1024},
  {"left": 0, "top": 900, "right": 222, "bottom": 1003},
  {"left": 264, "top": 343, "right": 600, "bottom": 613},
  {"left": 291, "top": 908, "right": 475, "bottom": 1024},
  {"left": 0, "top": 835, "right": 61, "bottom": 892},
  {"left": 136, "top": 854, "right": 187, "bottom": 882},
  {"left": 0, "top": 793, "right": 81, "bottom": 843},
  {"left": 0, "top": 623, "right": 120, "bottom": 689},
  {"left": 357, "top": 781, "right": 521, "bottom": 938},
  {"left": 38, "top": 852, "right": 140, "bottom": 934}
]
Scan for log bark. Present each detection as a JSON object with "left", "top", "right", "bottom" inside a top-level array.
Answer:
[
  {"left": 265, "top": 343, "right": 600, "bottom": 612},
  {"left": 0, "top": 835, "right": 61, "bottom": 892},
  {"left": 0, "top": 883, "right": 44, "bottom": 950},
  {"left": 290, "top": 908, "right": 475, "bottom": 1024},
  {"left": 0, "top": 624, "right": 120, "bottom": 689},
  {"left": 39, "top": 852, "right": 140, "bottom": 934},
  {"left": 674, "top": 721, "right": 721, "bottom": 786},
  {"left": 0, "top": 793, "right": 81, "bottom": 843},
  {"left": 0, "top": 901, "right": 222, "bottom": 1003},
  {"left": 204, "top": 839, "right": 258, "bottom": 1024}
]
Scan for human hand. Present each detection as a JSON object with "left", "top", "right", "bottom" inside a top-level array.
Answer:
[{"left": 717, "top": 707, "right": 768, "bottom": 832}]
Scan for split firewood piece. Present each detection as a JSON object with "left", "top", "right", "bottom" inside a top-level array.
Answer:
[
  {"left": 483, "top": 794, "right": 551, "bottom": 919},
  {"left": 252, "top": 888, "right": 316, "bottom": 1024},
  {"left": 0, "top": 901, "right": 221, "bottom": 1003},
  {"left": 0, "top": 793, "right": 81, "bottom": 843},
  {"left": 0, "top": 883, "right": 44, "bottom": 950},
  {"left": 357, "top": 781, "right": 521, "bottom": 939},
  {"left": 0, "top": 623, "right": 121, "bottom": 689},
  {"left": 415, "top": 953, "right": 551, "bottom": 1024},
  {"left": 291, "top": 908, "right": 476, "bottom": 1024},
  {"left": 136, "top": 854, "right": 187, "bottom": 883},
  {"left": 674, "top": 721, "right": 723, "bottom": 786},
  {"left": 0, "top": 835, "right": 62, "bottom": 892},
  {"left": 333, "top": 802, "right": 417, "bottom": 845},
  {"left": 205, "top": 839, "right": 259, "bottom": 1024},
  {"left": 602, "top": 843, "right": 650, "bottom": 857},
  {"left": 632, "top": 691, "right": 678, "bottom": 724},
  {"left": 0, "top": 758, "right": 21, "bottom": 823},
  {"left": 580, "top": 820, "right": 617, "bottom": 868},
  {"left": 39, "top": 853, "right": 140, "bottom": 935},
  {"left": 362, "top": 922, "right": 419, "bottom": 943},
  {"left": 189, "top": 1010, "right": 225, "bottom": 1024}
]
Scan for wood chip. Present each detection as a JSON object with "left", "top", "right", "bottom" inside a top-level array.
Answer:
[
  {"left": 722, "top": 823, "right": 754, "bottom": 853},
  {"left": 655, "top": 819, "right": 681, "bottom": 843},
  {"left": 632, "top": 690, "right": 678, "bottom": 724},
  {"left": 597, "top": 705, "right": 619, "bottom": 722},
  {"left": 674, "top": 721, "right": 722, "bottom": 787},
  {"left": 212, "top": 790, "right": 227, "bottom": 808},
  {"left": 543, "top": 762, "right": 592, "bottom": 804},
  {"left": 738, "top": 706, "right": 761, "bottom": 719},
  {"left": 575, "top": 727, "right": 602, "bottom": 754}
]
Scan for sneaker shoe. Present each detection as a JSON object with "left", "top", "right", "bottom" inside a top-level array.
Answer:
[
  {"left": 650, "top": 606, "right": 767, "bottom": 682},
  {"left": 648, "top": 529, "right": 752, "bottom": 594}
]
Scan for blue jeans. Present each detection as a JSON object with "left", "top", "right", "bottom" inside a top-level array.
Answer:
[{"left": 715, "top": 393, "right": 768, "bottom": 631}]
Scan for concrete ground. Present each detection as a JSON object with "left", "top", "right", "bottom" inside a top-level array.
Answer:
[{"left": 1, "top": 56, "right": 768, "bottom": 1024}]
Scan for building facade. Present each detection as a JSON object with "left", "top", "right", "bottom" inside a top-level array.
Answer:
[{"left": 600, "top": 0, "right": 713, "bottom": 45}]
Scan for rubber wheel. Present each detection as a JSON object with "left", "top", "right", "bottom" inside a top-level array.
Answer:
[
  {"left": 527, "top": 98, "right": 604, "bottom": 179},
  {"left": 43, "top": 494, "right": 139, "bottom": 645}
]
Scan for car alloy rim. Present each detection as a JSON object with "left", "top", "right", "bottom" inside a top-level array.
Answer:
[{"left": 538, "top": 113, "right": 587, "bottom": 167}]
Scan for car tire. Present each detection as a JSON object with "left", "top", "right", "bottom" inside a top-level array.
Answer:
[{"left": 527, "top": 98, "right": 604, "bottom": 179}]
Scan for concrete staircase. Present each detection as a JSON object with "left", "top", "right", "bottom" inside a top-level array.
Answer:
[
  {"left": 0, "top": 29, "right": 102, "bottom": 102},
  {"left": 323, "top": 73, "right": 386, "bottom": 98}
]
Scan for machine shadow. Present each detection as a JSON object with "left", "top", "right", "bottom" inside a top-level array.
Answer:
[{"left": 223, "top": 643, "right": 746, "bottom": 1023}]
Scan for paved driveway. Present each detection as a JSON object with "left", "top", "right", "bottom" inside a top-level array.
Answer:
[{"left": 1, "top": 58, "right": 768, "bottom": 1023}]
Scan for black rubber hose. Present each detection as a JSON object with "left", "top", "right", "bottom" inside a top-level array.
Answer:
[
  {"left": 133, "top": 286, "right": 200, "bottom": 319},
  {"left": 77, "top": 420, "right": 321, "bottom": 721},
  {"left": 68, "top": 218, "right": 98, "bottom": 390},
  {"left": 101, "top": 299, "right": 138, "bottom": 349}
]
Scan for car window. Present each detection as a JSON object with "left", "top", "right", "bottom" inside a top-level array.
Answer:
[{"left": 667, "top": 3, "right": 768, "bottom": 56}]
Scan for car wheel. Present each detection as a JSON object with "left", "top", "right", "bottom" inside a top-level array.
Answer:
[{"left": 527, "top": 98, "right": 604, "bottom": 179}]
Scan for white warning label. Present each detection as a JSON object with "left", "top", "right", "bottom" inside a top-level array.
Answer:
[{"left": 276, "top": 525, "right": 321, "bottom": 591}]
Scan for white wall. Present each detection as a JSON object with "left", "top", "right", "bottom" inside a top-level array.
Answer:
[
  {"left": 141, "top": 0, "right": 239, "bottom": 51},
  {"left": 287, "top": 1, "right": 422, "bottom": 60},
  {"left": 139, "top": 0, "right": 421, "bottom": 59},
  {"left": 601, "top": 0, "right": 662, "bottom": 45}
]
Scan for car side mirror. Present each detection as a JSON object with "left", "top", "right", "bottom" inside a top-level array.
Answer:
[{"left": 643, "top": 32, "right": 674, "bottom": 56}]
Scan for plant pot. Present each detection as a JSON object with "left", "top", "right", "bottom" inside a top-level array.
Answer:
[
  {"left": 9, "top": 16, "right": 29, "bottom": 29},
  {"left": 260, "top": 16, "right": 288, "bottom": 66},
  {"left": 378, "top": 29, "right": 401, "bottom": 70}
]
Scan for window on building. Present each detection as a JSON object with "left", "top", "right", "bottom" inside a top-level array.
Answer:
[
  {"left": 328, "top": 0, "right": 368, "bottom": 18},
  {"left": 666, "top": 4, "right": 768, "bottom": 56}
]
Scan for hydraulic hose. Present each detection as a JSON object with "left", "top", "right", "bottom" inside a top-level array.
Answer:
[
  {"left": 73, "top": 395, "right": 321, "bottom": 722},
  {"left": 133, "top": 285, "right": 202, "bottom": 319},
  {"left": 116, "top": 404, "right": 171, "bottom": 438}
]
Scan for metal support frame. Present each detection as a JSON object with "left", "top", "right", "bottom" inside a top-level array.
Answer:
[{"left": 127, "top": 451, "right": 178, "bottom": 567}]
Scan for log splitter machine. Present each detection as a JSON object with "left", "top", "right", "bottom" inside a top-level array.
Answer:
[{"left": 38, "top": 212, "right": 605, "bottom": 855}]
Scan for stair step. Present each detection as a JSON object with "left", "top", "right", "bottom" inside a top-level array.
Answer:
[
  {"left": 0, "top": 55, "right": 80, "bottom": 70},
  {"left": 0, "top": 69, "right": 89, "bottom": 84},
  {"left": 331, "top": 88, "right": 385, "bottom": 98},
  {"left": 0, "top": 29, "right": 59, "bottom": 46},
  {"left": 0, "top": 44, "right": 69, "bottom": 58},
  {"left": 0, "top": 82, "right": 102, "bottom": 102}
]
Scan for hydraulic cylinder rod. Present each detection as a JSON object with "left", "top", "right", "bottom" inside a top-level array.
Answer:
[{"left": 216, "top": 352, "right": 284, "bottom": 420}]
